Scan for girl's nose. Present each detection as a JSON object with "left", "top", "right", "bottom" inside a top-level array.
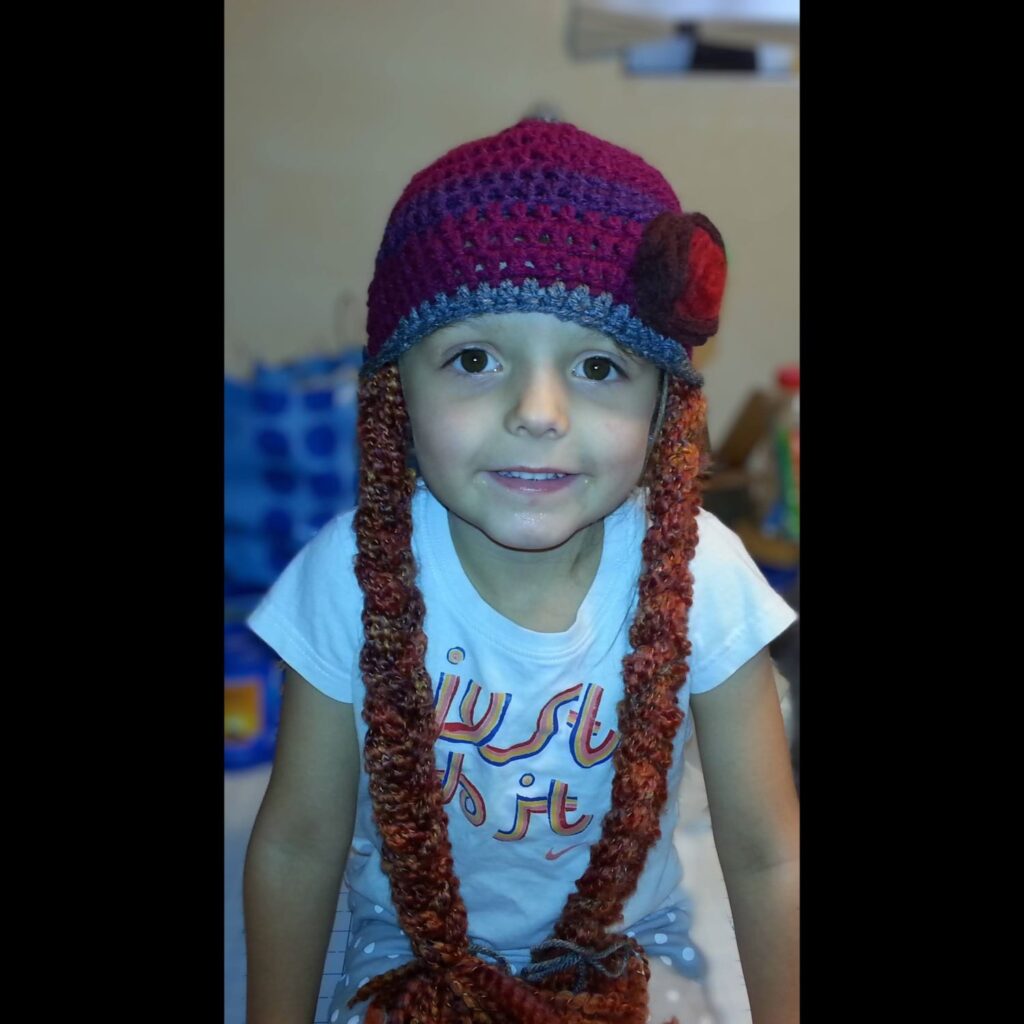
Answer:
[{"left": 504, "top": 365, "right": 570, "bottom": 439}]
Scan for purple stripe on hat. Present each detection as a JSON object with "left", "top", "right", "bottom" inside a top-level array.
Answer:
[
  {"left": 367, "top": 211, "right": 646, "bottom": 351},
  {"left": 377, "top": 167, "right": 676, "bottom": 263}
]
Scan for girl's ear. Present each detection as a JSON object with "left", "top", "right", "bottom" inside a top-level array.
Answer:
[
  {"left": 696, "top": 419, "right": 713, "bottom": 480},
  {"left": 639, "top": 372, "right": 668, "bottom": 487},
  {"left": 393, "top": 363, "right": 417, "bottom": 471},
  {"left": 406, "top": 436, "right": 419, "bottom": 475},
  {"left": 648, "top": 371, "right": 668, "bottom": 443},
  {"left": 403, "top": 411, "right": 418, "bottom": 474}
]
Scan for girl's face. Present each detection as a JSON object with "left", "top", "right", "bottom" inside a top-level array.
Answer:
[{"left": 398, "top": 312, "right": 662, "bottom": 553}]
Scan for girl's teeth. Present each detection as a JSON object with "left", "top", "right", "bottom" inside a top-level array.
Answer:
[{"left": 497, "top": 471, "right": 567, "bottom": 480}]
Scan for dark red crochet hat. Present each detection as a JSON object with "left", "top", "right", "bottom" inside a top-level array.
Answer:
[{"left": 364, "top": 119, "right": 726, "bottom": 387}]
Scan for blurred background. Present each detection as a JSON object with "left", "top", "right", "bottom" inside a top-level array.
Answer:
[{"left": 225, "top": 3, "right": 799, "bottom": 1022}]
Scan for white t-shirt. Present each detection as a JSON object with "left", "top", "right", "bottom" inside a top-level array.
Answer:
[{"left": 248, "top": 480, "right": 796, "bottom": 951}]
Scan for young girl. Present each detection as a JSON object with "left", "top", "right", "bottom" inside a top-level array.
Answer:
[{"left": 243, "top": 118, "right": 799, "bottom": 1024}]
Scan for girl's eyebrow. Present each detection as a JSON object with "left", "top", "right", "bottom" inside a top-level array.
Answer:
[
  {"left": 428, "top": 321, "right": 642, "bottom": 363},
  {"left": 429, "top": 320, "right": 494, "bottom": 344},
  {"left": 611, "top": 342, "right": 643, "bottom": 364}
]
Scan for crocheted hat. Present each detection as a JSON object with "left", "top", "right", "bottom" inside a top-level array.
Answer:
[{"left": 363, "top": 119, "right": 727, "bottom": 387}]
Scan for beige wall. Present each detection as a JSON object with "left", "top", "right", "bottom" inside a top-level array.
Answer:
[{"left": 225, "top": 0, "right": 798, "bottom": 447}]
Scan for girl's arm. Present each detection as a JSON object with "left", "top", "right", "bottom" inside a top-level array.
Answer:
[
  {"left": 691, "top": 646, "right": 800, "bottom": 1024},
  {"left": 243, "top": 667, "right": 361, "bottom": 1024}
]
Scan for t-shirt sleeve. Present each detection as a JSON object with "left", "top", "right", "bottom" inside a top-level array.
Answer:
[
  {"left": 245, "top": 512, "right": 362, "bottom": 704},
  {"left": 686, "top": 511, "right": 798, "bottom": 695}
]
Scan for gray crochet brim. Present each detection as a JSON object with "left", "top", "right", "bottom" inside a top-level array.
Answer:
[{"left": 361, "top": 279, "right": 704, "bottom": 388}]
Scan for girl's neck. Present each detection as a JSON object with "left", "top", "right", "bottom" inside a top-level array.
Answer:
[{"left": 446, "top": 511, "right": 605, "bottom": 633}]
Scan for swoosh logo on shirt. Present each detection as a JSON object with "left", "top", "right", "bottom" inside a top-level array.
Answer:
[{"left": 545, "top": 842, "right": 588, "bottom": 861}]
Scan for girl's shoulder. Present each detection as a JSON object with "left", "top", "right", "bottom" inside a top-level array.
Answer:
[
  {"left": 693, "top": 507, "right": 760, "bottom": 568},
  {"left": 632, "top": 486, "right": 751, "bottom": 568}
]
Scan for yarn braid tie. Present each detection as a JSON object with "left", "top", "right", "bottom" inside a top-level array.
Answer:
[
  {"left": 518, "top": 937, "right": 644, "bottom": 994},
  {"left": 467, "top": 941, "right": 515, "bottom": 976}
]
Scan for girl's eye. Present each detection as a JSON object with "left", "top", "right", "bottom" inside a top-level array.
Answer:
[
  {"left": 448, "top": 348, "right": 501, "bottom": 374},
  {"left": 573, "top": 355, "right": 625, "bottom": 382}
]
